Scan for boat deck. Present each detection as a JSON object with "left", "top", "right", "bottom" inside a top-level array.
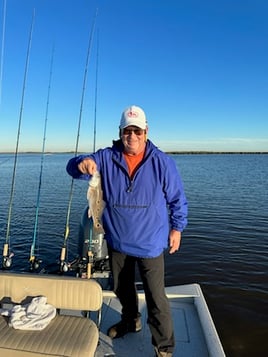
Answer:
[{"left": 94, "top": 284, "right": 225, "bottom": 357}]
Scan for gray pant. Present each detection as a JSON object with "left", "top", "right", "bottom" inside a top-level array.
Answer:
[{"left": 109, "top": 248, "right": 175, "bottom": 352}]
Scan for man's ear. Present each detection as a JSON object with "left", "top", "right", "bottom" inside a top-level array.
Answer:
[{"left": 145, "top": 126, "right": 148, "bottom": 142}]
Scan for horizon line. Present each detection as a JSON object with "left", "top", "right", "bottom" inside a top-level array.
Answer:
[{"left": 0, "top": 151, "right": 268, "bottom": 155}]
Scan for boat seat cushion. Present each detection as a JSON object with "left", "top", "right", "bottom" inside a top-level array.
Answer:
[{"left": 0, "top": 313, "right": 98, "bottom": 357}]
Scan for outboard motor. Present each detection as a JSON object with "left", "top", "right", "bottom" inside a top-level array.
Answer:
[{"left": 70, "top": 206, "right": 110, "bottom": 282}]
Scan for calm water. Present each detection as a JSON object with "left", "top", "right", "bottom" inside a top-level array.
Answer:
[{"left": 0, "top": 153, "right": 267, "bottom": 357}]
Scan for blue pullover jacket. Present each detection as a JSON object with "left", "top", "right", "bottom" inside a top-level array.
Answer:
[{"left": 66, "top": 140, "right": 188, "bottom": 258}]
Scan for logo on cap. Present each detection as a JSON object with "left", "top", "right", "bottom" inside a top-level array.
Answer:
[{"left": 127, "top": 110, "right": 138, "bottom": 118}]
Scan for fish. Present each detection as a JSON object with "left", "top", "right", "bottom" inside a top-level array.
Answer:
[{"left": 87, "top": 171, "right": 105, "bottom": 234}]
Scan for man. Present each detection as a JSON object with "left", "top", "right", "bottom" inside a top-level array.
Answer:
[{"left": 66, "top": 105, "right": 188, "bottom": 357}]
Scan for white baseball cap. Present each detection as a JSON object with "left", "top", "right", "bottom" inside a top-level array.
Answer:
[{"left": 119, "top": 105, "right": 147, "bottom": 129}]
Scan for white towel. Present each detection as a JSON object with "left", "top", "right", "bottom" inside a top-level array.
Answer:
[{"left": 1, "top": 296, "right": 56, "bottom": 330}]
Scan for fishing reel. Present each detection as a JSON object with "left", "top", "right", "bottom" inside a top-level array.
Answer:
[
  {"left": 29, "top": 257, "right": 42, "bottom": 272},
  {"left": 59, "top": 245, "right": 70, "bottom": 273},
  {"left": 59, "top": 260, "right": 69, "bottom": 273},
  {"left": 2, "top": 252, "right": 14, "bottom": 269},
  {"left": 68, "top": 256, "right": 88, "bottom": 277}
]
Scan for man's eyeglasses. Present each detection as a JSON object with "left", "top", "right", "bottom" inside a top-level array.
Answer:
[{"left": 122, "top": 128, "right": 145, "bottom": 136}]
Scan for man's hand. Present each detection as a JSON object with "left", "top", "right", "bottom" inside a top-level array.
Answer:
[
  {"left": 78, "top": 158, "right": 97, "bottom": 175},
  {"left": 169, "top": 230, "right": 182, "bottom": 254}
]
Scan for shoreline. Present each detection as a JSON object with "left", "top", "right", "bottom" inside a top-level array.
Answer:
[{"left": 0, "top": 151, "right": 268, "bottom": 155}]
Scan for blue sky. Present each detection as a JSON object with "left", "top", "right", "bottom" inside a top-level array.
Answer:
[{"left": 0, "top": 0, "right": 267, "bottom": 152}]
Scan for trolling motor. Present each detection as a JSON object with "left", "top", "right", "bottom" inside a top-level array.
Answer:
[{"left": 69, "top": 206, "right": 110, "bottom": 282}]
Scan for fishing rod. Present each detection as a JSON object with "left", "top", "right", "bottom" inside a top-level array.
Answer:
[
  {"left": 0, "top": 0, "right": 6, "bottom": 107},
  {"left": 2, "top": 10, "right": 35, "bottom": 269},
  {"left": 86, "top": 29, "right": 100, "bottom": 279},
  {"left": 29, "top": 45, "right": 54, "bottom": 271},
  {"left": 92, "top": 29, "right": 99, "bottom": 154},
  {"left": 59, "top": 9, "right": 98, "bottom": 273}
]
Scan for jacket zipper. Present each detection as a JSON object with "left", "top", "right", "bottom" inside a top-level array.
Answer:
[{"left": 113, "top": 149, "right": 151, "bottom": 193}]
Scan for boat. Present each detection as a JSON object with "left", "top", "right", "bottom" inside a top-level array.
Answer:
[{"left": 0, "top": 204, "right": 225, "bottom": 357}]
